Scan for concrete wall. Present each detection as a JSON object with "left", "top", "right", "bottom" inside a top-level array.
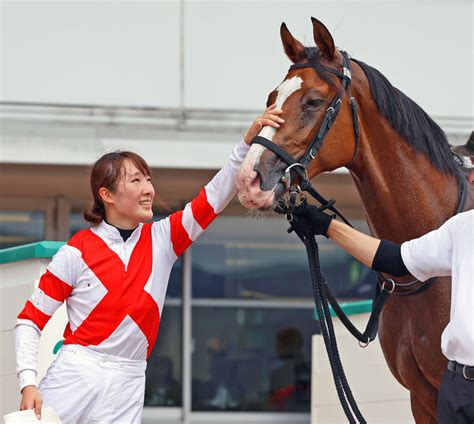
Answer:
[
  {"left": 1, "top": 1, "right": 472, "bottom": 176},
  {"left": 0, "top": 259, "right": 67, "bottom": 418},
  {"left": 1, "top": 1, "right": 471, "bottom": 171},
  {"left": 1, "top": 1, "right": 472, "bottom": 118},
  {"left": 312, "top": 313, "right": 414, "bottom": 423}
]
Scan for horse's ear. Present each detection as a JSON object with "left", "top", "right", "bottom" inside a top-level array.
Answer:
[
  {"left": 280, "top": 22, "right": 305, "bottom": 63},
  {"left": 311, "top": 17, "right": 336, "bottom": 61}
]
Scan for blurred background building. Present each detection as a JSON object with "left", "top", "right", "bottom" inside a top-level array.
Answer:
[{"left": 0, "top": 1, "right": 472, "bottom": 423}]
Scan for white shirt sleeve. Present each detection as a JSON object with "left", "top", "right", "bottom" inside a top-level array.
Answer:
[
  {"left": 154, "top": 139, "right": 250, "bottom": 260},
  {"left": 401, "top": 216, "right": 454, "bottom": 281},
  {"left": 15, "top": 324, "right": 41, "bottom": 391},
  {"left": 204, "top": 139, "right": 250, "bottom": 213},
  {"left": 15, "top": 244, "right": 79, "bottom": 392}
]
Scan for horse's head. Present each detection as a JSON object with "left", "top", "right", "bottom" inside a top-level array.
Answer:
[{"left": 237, "top": 18, "right": 360, "bottom": 210}]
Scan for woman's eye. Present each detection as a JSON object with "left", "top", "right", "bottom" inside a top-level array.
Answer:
[{"left": 132, "top": 178, "right": 140, "bottom": 183}]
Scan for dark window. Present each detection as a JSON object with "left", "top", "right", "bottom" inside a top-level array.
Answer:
[
  {"left": 192, "top": 217, "right": 376, "bottom": 300},
  {"left": 0, "top": 211, "right": 45, "bottom": 249},
  {"left": 189, "top": 215, "right": 376, "bottom": 413},
  {"left": 191, "top": 306, "right": 314, "bottom": 412}
]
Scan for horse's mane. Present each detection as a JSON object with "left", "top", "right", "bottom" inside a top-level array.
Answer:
[{"left": 304, "top": 47, "right": 462, "bottom": 179}]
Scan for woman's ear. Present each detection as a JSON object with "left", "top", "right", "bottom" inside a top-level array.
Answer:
[{"left": 99, "top": 187, "right": 114, "bottom": 206}]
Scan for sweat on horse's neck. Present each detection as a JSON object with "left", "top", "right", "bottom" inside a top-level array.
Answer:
[{"left": 346, "top": 97, "right": 459, "bottom": 243}]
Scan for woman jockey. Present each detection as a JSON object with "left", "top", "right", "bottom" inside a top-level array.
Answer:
[{"left": 15, "top": 106, "right": 284, "bottom": 423}]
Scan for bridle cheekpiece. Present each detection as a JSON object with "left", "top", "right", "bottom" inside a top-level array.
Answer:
[{"left": 252, "top": 50, "right": 360, "bottom": 199}]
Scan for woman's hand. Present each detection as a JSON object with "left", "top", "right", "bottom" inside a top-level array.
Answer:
[
  {"left": 244, "top": 104, "right": 284, "bottom": 145},
  {"left": 20, "top": 385, "right": 43, "bottom": 420}
]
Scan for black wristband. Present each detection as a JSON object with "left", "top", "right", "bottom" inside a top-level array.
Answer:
[{"left": 372, "top": 240, "right": 409, "bottom": 277}]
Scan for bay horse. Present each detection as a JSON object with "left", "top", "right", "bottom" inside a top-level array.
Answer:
[{"left": 236, "top": 18, "right": 474, "bottom": 422}]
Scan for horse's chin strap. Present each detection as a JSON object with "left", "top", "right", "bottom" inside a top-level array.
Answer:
[{"left": 254, "top": 134, "right": 354, "bottom": 229}]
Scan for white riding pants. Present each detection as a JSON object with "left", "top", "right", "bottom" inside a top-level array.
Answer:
[{"left": 39, "top": 345, "right": 147, "bottom": 424}]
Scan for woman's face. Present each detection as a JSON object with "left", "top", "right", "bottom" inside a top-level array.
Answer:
[{"left": 101, "top": 159, "right": 155, "bottom": 227}]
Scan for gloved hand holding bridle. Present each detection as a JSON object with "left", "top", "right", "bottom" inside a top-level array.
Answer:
[{"left": 290, "top": 202, "right": 335, "bottom": 238}]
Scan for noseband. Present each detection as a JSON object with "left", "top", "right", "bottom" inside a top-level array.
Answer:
[{"left": 252, "top": 50, "right": 360, "bottom": 194}]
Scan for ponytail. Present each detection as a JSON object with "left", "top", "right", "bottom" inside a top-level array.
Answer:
[{"left": 83, "top": 203, "right": 105, "bottom": 226}]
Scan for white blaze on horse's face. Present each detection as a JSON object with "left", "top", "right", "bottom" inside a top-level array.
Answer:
[
  {"left": 236, "top": 76, "right": 303, "bottom": 210},
  {"left": 258, "top": 76, "right": 303, "bottom": 140}
]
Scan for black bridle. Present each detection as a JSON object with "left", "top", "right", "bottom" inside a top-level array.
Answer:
[
  {"left": 253, "top": 50, "right": 360, "bottom": 208},
  {"left": 252, "top": 49, "right": 395, "bottom": 330}
]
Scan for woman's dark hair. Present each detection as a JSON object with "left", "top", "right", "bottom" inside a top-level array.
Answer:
[{"left": 83, "top": 151, "right": 152, "bottom": 225}]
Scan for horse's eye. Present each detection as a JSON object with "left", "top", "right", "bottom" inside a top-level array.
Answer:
[{"left": 305, "top": 99, "right": 325, "bottom": 109}]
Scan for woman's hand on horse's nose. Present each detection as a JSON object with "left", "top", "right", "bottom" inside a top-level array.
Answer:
[{"left": 244, "top": 104, "right": 285, "bottom": 145}]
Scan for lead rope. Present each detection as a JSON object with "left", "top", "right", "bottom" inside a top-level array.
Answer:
[
  {"left": 279, "top": 190, "right": 394, "bottom": 343},
  {"left": 281, "top": 190, "right": 391, "bottom": 423},
  {"left": 288, "top": 206, "right": 365, "bottom": 423}
]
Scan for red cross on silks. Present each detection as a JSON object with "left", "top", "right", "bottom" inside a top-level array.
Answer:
[{"left": 64, "top": 224, "right": 160, "bottom": 358}]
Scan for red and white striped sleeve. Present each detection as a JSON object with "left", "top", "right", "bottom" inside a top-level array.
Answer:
[
  {"left": 15, "top": 243, "right": 80, "bottom": 391},
  {"left": 155, "top": 139, "right": 249, "bottom": 260}
]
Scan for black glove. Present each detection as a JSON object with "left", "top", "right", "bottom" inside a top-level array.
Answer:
[{"left": 291, "top": 203, "right": 334, "bottom": 237}]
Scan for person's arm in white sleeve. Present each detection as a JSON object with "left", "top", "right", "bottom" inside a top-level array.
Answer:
[
  {"left": 16, "top": 324, "right": 41, "bottom": 391},
  {"left": 155, "top": 105, "right": 284, "bottom": 260},
  {"left": 15, "top": 242, "right": 80, "bottom": 417},
  {"left": 291, "top": 203, "right": 457, "bottom": 281},
  {"left": 400, "top": 216, "right": 454, "bottom": 281}
]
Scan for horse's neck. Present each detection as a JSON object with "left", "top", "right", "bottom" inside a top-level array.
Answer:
[{"left": 348, "top": 119, "right": 459, "bottom": 243}]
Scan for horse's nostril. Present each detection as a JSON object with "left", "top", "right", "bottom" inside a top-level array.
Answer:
[
  {"left": 254, "top": 152, "right": 284, "bottom": 192},
  {"left": 253, "top": 164, "right": 267, "bottom": 192},
  {"left": 251, "top": 169, "right": 265, "bottom": 191}
]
